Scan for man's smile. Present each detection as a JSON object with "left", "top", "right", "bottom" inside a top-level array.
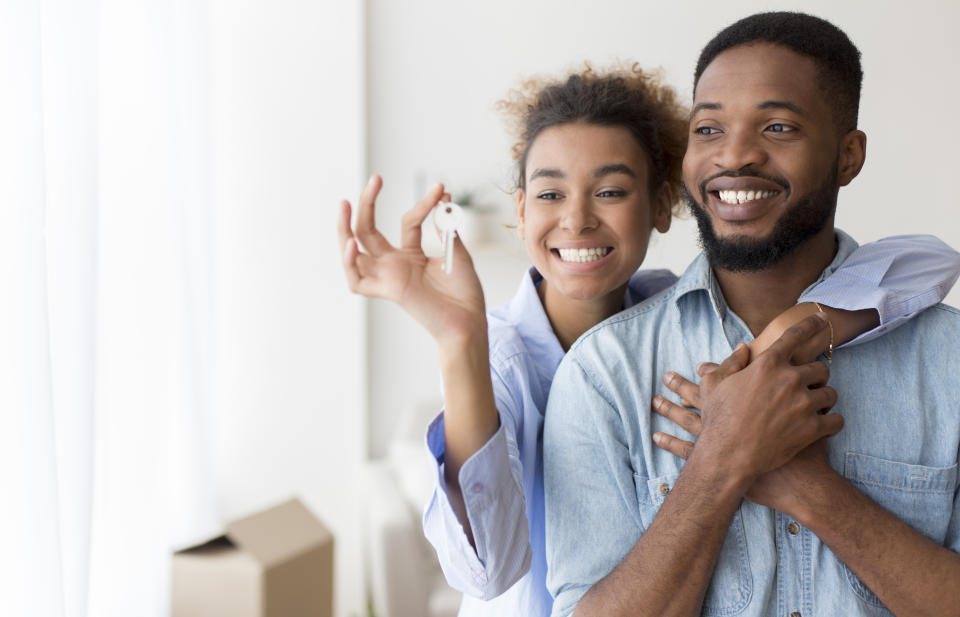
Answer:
[{"left": 716, "top": 189, "right": 779, "bottom": 205}]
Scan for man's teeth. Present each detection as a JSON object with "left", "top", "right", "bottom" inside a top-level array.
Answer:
[
  {"left": 717, "top": 189, "right": 778, "bottom": 205},
  {"left": 557, "top": 247, "right": 610, "bottom": 263}
]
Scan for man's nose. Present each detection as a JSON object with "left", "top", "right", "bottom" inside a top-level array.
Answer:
[
  {"left": 559, "top": 195, "right": 599, "bottom": 234},
  {"left": 715, "top": 131, "right": 767, "bottom": 171}
]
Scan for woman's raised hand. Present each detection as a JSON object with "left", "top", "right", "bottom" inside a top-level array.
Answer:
[{"left": 338, "top": 175, "right": 487, "bottom": 345}]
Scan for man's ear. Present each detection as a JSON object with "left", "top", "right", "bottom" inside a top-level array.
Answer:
[
  {"left": 516, "top": 190, "right": 526, "bottom": 239},
  {"left": 652, "top": 182, "right": 673, "bottom": 234},
  {"left": 838, "top": 130, "right": 866, "bottom": 187}
]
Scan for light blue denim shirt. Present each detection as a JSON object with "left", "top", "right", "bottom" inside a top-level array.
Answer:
[{"left": 544, "top": 231, "right": 960, "bottom": 617}]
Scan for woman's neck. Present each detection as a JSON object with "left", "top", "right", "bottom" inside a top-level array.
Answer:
[{"left": 539, "top": 281, "right": 626, "bottom": 351}]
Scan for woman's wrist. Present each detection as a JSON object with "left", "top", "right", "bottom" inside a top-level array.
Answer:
[{"left": 437, "top": 321, "right": 489, "bottom": 366}]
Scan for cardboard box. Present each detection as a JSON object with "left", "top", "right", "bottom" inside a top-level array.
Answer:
[{"left": 172, "top": 498, "right": 333, "bottom": 617}]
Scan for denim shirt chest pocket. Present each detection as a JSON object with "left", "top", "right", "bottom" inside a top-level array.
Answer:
[
  {"left": 839, "top": 452, "right": 958, "bottom": 611},
  {"left": 635, "top": 471, "right": 753, "bottom": 616}
]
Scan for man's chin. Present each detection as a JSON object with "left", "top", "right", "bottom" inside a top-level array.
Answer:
[{"left": 681, "top": 182, "right": 835, "bottom": 273}]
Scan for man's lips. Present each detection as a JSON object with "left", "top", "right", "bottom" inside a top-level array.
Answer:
[{"left": 700, "top": 173, "right": 789, "bottom": 212}]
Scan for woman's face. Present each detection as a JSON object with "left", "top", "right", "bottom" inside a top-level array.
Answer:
[{"left": 517, "top": 122, "right": 671, "bottom": 309}]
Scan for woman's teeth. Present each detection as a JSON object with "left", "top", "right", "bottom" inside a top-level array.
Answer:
[
  {"left": 557, "top": 247, "right": 610, "bottom": 263},
  {"left": 717, "top": 189, "right": 778, "bottom": 205}
]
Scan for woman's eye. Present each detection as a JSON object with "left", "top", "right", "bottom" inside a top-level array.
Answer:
[
  {"left": 766, "top": 123, "right": 795, "bottom": 133},
  {"left": 597, "top": 189, "right": 626, "bottom": 198},
  {"left": 537, "top": 191, "right": 562, "bottom": 200},
  {"left": 693, "top": 126, "right": 720, "bottom": 136}
]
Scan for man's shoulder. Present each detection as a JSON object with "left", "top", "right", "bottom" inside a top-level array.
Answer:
[
  {"left": 841, "top": 302, "right": 960, "bottom": 375},
  {"left": 888, "top": 302, "right": 960, "bottom": 337}
]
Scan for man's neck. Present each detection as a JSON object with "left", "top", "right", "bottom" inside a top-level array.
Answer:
[{"left": 713, "top": 229, "right": 838, "bottom": 337}]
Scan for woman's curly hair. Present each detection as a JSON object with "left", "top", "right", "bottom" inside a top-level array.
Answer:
[{"left": 498, "top": 62, "right": 688, "bottom": 215}]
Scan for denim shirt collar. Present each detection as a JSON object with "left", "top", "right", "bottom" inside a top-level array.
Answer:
[{"left": 671, "top": 230, "right": 860, "bottom": 344}]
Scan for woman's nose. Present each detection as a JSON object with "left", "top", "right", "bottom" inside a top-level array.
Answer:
[{"left": 559, "top": 196, "right": 599, "bottom": 233}]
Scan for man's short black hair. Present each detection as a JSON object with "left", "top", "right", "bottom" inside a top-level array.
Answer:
[{"left": 693, "top": 12, "right": 863, "bottom": 132}]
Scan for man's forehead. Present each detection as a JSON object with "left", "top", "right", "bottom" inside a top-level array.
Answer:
[{"left": 692, "top": 42, "right": 821, "bottom": 107}]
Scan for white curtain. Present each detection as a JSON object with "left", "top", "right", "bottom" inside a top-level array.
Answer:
[{"left": 1, "top": 1, "right": 219, "bottom": 616}]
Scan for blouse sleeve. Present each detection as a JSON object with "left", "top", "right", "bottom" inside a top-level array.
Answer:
[
  {"left": 799, "top": 234, "right": 960, "bottom": 347},
  {"left": 422, "top": 360, "right": 532, "bottom": 599}
]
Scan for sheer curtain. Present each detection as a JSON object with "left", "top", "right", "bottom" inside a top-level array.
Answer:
[{"left": 1, "top": 1, "right": 219, "bottom": 616}]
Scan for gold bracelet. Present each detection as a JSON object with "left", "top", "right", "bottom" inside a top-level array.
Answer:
[{"left": 814, "top": 302, "right": 834, "bottom": 364}]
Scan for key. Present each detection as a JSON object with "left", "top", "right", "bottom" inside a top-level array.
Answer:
[{"left": 433, "top": 202, "right": 463, "bottom": 275}]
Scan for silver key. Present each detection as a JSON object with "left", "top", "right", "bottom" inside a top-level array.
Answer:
[{"left": 433, "top": 202, "right": 463, "bottom": 274}]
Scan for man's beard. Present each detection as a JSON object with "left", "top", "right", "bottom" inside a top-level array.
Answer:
[{"left": 682, "top": 166, "right": 838, "bottom": 273}]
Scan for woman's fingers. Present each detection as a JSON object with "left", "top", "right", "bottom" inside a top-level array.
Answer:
[
  {"left": 354, "top": 174, "right": 392, "bottom": 256},
  {"left": 653, "top": 432, "right": 695, "bottom": 461},
  {"left": 337, "top": 200, "right": 354, "bottom": 254},
  {"left": 341, "top": 238, "right": 385, "bottom": 299},
  {"left": 401, "top": 182, "right": 445, "bottom": 250},
  {"left": 653, "top": 395, "right": 703, "bottom": 437},
  {"left": 341, "top": 234, "right": 362, "bottom": 291}
]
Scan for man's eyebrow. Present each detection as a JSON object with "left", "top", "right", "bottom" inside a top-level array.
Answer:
[
  {"left": 691, "top": 102, "right": 721, "bottom": 117},
  {"left": 594, "top": 163, "right": 636, "bottom": 178},
  {"left": 689, "top": 100, "right": 806, "bottom": 118},
  {"left": 756, "top": 100, "right": 806, "bottom": 115},
  {"left": 529, "top": 168, "right": 563, "bottom": 181}
]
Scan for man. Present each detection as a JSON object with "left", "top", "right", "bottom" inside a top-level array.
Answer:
[{"left": 544, "top": 12, "right": 960, "bottom": 617}]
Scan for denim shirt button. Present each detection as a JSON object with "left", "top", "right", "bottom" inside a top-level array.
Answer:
[
  {"left": 657, "top": 483, "right": 671, "bottom": 496},
  {"left": 787, "top": 521, "right": 801, "bottom": 535},
  {"left": 790, "top": 612, "right": 801, "bottom": 617}
]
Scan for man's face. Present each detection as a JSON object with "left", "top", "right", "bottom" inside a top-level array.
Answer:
[{"left": 682, "top": 43, "right": 844, "bottom": 271}]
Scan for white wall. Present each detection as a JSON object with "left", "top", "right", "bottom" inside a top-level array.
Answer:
[
  {"left": 366, "top": 0, "right": 960, "bottom": 455},
  {"left": 209, "top": 1, "right": 366, "bottom": 616}
]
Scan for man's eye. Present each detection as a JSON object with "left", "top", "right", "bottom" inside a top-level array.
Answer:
[
  {"left": 693, "top": 126, "right": 720, "bottom": 136},
  {"left": 766, "top": 123, "right": 795, "bottom": 133}
]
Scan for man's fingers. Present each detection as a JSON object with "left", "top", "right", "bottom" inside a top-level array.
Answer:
[
  {"left": 401, "top": 182, "right": 445, "bottom": 250},
  {"left": 707, "top": 342, "right": 751, "bottom": 381},
  {"left": 796, "top": 360, "right": 831, "bottom": 388},
  {"left": 354, "top": 174, "right": 392, "bottom": 256},
  {"left": 808, "top": 385, "right": 838, "bottom": 412},
  {"left": 653, "top": 396, "right": 703, "bottom": 437},
  {"left": 661, "top": 372, "right": 703, "bottom": 409},
  {"left": 653, "top": 432, "right": 695, "bottom": 460},
  {"left": 815, "top": 412, "right": 844, "bottom": 438},
  {"left": 766, "top": 313, "right": 829, "bottom": 361},
  {"left": 695, "top": 362, "right": 718, "bottom": 377}
]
